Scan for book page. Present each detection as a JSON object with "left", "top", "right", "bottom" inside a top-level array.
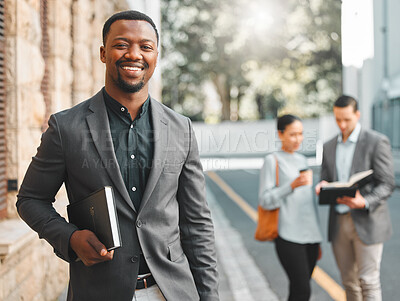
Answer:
[
  {"left": 323, "top": 169, "right": 373, "bottom": 188},
  {"left": 348, "top": 169, "right": 373, "bottom": 186}
]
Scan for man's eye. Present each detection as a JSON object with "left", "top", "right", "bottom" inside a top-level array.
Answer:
[{"left": 114, "top": 44, "right": 128, "bottom": 48}]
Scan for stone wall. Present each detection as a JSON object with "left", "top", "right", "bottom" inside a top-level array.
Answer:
[
  {"left": 5, "top": 0, "right": 45, "bottom": 219},
  {"left": 48, "top": 0, "right": 73, "bottom": 113},
  {"left": 0, "top": 219, "right": 68, "bottom": 301},
  {"left": 0, "top": 0, "right": 144, "bottom": 300}
]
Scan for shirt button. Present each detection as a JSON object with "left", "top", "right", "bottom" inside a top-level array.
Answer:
[
  {"left": 121, "top": 107, "right": 125, "bottom": 112},
  {"left": 132, "top": 186, "right": 137, "bottom": 192},
  {"left": 131, "top": 154, "right": 135, "bottom": 159},
  {"left": 130, "top": 124, "right": 133, "bottom": 129},
  {"left": 131, "top": 255, "right": 139, "bottom": 263},
  {"left": 136, "top": 220, "right": 143, "bottom": 228}
]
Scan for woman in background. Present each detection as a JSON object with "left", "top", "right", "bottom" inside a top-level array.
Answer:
[{"left": 259, "top": 114, "right": 322, "bottom": 301}]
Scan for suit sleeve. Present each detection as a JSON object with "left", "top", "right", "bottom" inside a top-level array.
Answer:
[
  {"left": 16, "top": 114, "right": 78, "bottom": 262},
  {"left": 362, "top": 136, "right": 395, "bottom": 211},
  {"left": 176, "top": 118, "right": 219, "bottom": 301}
]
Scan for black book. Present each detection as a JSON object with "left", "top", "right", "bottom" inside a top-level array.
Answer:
[
  {"left": 67, "top": 186, "right": 121, "bottom": 251},
  {"left": 319, "top": 170, "right": 374, "bottom": 205}
]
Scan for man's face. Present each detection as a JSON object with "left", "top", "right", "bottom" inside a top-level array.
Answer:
[
  {"left": 333, "top": 105, "right": 360, "bottom": 140},
  {"left": 100, "top": 20, "right": 158, "bottom": 94}
]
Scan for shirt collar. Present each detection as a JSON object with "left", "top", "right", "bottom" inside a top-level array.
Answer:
[
  {"left": 337, "top": 123, "right": 361, "bottom": 143},
  {"left": 102, "top": 87, "right": 150, "bottom": 120}
]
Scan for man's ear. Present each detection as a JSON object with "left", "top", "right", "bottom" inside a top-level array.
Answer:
[{"left": 100, "top": 46, "right": 106, "bottom": 63}]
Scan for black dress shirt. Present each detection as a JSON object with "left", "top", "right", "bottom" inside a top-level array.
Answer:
[{"left": 103, "top": 88, "right": 153, "bottom": 274}]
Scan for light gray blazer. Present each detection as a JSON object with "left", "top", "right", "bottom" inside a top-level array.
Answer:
[
  {"left": 320, "top": 128, "right": 395, "bottom": 244},
  {"left": 17, "top": 90, "right": 219, "bottom": 301}
]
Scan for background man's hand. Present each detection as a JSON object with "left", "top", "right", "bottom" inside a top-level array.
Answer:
[
  {"left": 337, "top": 190, "right": 366, "bottom": 209},
  {"left": 69, "top": 230, "right": 114, "bottom": 266},
  {"left": 315, "top": 180, "right": 328, "bottom": 195}
]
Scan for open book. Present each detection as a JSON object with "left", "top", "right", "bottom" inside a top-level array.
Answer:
[
  {"left": 319, "top": 170, "right": 374, "bottom": 205},
  {"left": 67, "top": 186, "right": 121, "bottom": 251}
]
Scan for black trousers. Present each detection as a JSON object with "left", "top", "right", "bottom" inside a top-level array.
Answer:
[{"left": 275, "top": 236, "right": 319, "bottom": 301}]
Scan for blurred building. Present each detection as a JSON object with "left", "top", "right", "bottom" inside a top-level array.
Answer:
[
  {"left": 0, "top": 1, "right": 160, "bottom": 300},
  {"left": 342, "top": 0, "right": 400, "bottom": 183}
]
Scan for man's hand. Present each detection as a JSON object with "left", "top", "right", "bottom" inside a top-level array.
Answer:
[
  {"left": 70, "top": 230, "right": 114, "bottom": 266},
  {"left": 337, "top": 190, "right": 366, "bottom": 209},
  {"left": 315, "top": 180, "right": 328, "bottom": 195}
]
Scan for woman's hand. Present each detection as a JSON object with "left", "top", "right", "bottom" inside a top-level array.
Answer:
[{"left": 291, "top": 170, "right": 313, "bottom": 190}]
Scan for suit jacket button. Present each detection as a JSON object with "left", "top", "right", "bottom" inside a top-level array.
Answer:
[
  {"left": 131, "top": 255, "right": 139, "bottom": 263},
  {"left": 136, "top": 220, "right": 142, "bottom": 228}
]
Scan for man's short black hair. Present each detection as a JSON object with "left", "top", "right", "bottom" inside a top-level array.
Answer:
[
  {"left": 102, "top": 10, "right": 159, "bottom": 46},
  {"left": 334, "top": 95, "right": 358, "bottom": 112}
]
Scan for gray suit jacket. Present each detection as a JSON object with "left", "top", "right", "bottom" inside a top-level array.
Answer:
[
  {"left": 17, "top": 90, "right": 219, "bottom": 301},
  {"left": 320, "top": 128, "right": 395, "bottom": 244}
]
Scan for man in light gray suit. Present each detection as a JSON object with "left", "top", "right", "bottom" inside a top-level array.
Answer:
[
  {"left": 16, "top": 10, "right": 219, "bottom": 301},
  {"left": 316, "top": 95, "right": 395, "bottom": 301}
]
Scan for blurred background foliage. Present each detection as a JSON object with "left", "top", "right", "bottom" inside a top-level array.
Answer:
[{"left": 160, "top": 0, "right": 342, "bottom": 122}]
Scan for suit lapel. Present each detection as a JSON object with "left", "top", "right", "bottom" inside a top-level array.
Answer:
[
  {"left": 328, "top": 137, "right": 338, "bottom": 181},
  {"left": 350, "top": 129, "right": 366, "bottom": 175},
  {"left": 86, "top": 91, "right": 135, "bottom": 212},
  {"left": 139, "top": 98, "right": 169, "bottom": 212}
]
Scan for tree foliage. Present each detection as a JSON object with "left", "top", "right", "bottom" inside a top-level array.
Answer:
[{"left": 161, "top": 0, "right": 342, "bottom": 121}]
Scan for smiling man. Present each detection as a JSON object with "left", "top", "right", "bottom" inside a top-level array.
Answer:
[{"left": 16, "top": 11, "right": 219, "bottom": 301}]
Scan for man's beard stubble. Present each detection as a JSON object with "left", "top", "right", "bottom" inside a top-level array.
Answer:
[
  {"left": 117, "top": 72, "right": 145, "bottom": 93},
  {"left": 116, "top": 59, "right": 148, "bottom": 93}
]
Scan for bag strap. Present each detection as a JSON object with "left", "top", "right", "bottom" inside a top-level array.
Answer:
[{"left": 275, "top": 156, "right": 279, "bottom": 187}]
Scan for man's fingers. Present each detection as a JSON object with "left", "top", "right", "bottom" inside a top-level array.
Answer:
[
  {"left": 70, "top": 230, "right": 114, "bottom": 266},
  {"left": 315, "top": 183, "right": 323, "bottom": 195},
  {"left": 106, "top": 250, "right": 114, "bottom": 259},
  {"left": 315, "top": 181, "right": 328, "bottom": 195},
  {"left": 336, "top": 197, "right": 345, "bottom": 204},
  {"left": 87, "top": 233, "right": 107, "bottom": 256}
]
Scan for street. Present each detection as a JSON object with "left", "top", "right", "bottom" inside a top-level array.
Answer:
[{"left": 206, "top": 167, "right": 400, "bottom": 301}]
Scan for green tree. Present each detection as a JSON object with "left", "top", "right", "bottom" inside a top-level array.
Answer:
[
  {"left": 161, "top": 0, "right": 341, "bottom": 120},
  {"left": 161, "top": 0, "right": 252, "bottom": 121},
  {"left": 244, "top": 0, "right": 342, "bottom": 118}
]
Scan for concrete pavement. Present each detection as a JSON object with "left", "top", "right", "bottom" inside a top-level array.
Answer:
[{"left": 207, "top": 188, "right": 280, "bottom": 301}]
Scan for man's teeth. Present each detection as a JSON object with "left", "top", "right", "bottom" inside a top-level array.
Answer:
[{"left": 122, "top": 66, "right": 142, "bottom": 71}]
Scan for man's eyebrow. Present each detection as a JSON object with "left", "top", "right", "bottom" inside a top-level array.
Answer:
[
  {"left": 112, "top": 37, "right": 156, "bottom": 44},
  {"left": 112, "top": 37, "right": 129, "bottom": 43},
  {"left": 140, "top": 39, "right": 156, "bottom": 44}
]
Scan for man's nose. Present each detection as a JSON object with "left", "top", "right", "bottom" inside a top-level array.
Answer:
[{"left": 124, "top": 45, "right": 143, "bottom": 60}]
